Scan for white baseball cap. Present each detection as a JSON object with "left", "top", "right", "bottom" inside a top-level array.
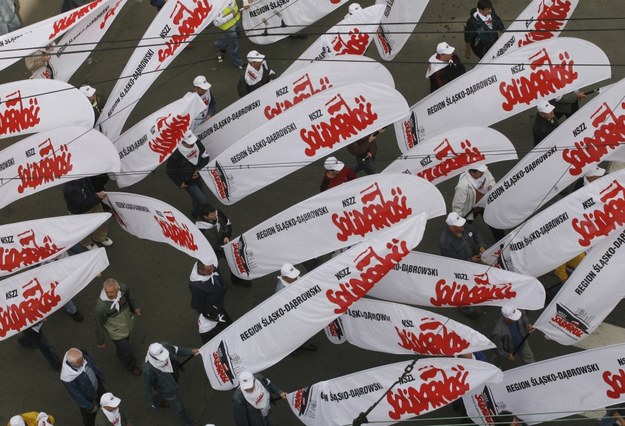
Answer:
[
  {"left": 537, "top": 101, "right": 555, "bottom": 114},
  {"left": 193, "top": 75, "right": 211, "bottom": 90},
  {"left": 445, "top": 211, "right": 466, "bottom": 227},
  {"left": 247, "top": 50, "right": 265, "bottom": 63},
  {"left": 148, "top": 342, "right": 169, "bottom": 361},
  {"left": 80, "top": 85, "right": 96, "bottom": 97},
  {"left": 239, "top": 370, "right": 255, "bottom": 390},
  {"left": 100, "top": 392, "right": 121, "bottom": 408},
  {"left": 501, "top": 304, "right": 522, "bottom": 321},
  {"left": 9, "top": 416, "right": 26, "bottom": 426},
  {"left": 324, "top": 156, "right": 344, "bottom": 172},
  {"left": 182, "top": 130, "right": 198, "bottom": 145},
  {"left": 281, "top": 263, "right": 300, "bottom": 280},
  {"left": 348, "top": 3, "right": 362, "bottom": 14},
  {"left": 469, "top": 164, "right": 488, "bottom": 172},
  {"left": 436, "top": 42, "right": 455, "bottom": 55}
]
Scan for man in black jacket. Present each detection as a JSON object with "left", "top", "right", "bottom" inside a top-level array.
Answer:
[
  {"left": 464, "top": 0, "right": 505, "bottom": 60},
  {"left": 427, "top": 42, "right": 466, "bottom": 93},
  {"left": 533, "top": 101, "right": 559, "bottom": 146},
  {"left": 63, "top": 177, "right": 112, "bottom": 250},
  {"left": 166, "top": 131, "right": 211, "bottom": 220}
]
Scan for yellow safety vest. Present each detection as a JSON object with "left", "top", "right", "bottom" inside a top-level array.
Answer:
[{"left": 218, "top": 1, "right": 240, "bottom": 30}]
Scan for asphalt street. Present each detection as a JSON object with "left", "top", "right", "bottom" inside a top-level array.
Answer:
[{"left": 1, "top": 1, "right": 625, "bottom": 425}]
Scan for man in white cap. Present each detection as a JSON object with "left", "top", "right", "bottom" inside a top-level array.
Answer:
[
  {"left": 232, "top": 370, "right": 288, "bottom": 425},
  {"left": 426, "top": 41, "right": 466, "bottom": 93},
  {"left": 452, "top": 164, "right": 504, "bottom": 241},
  {"left": 237, "top": 50, "right": 277, "bottom": 97},
  {"left": 463, "top": 0, "right": 505, "bottom": 60},
  {"left": 320, "top": 156, "right": 357, "bottom": 192},
  {"left": 166, "top": 130, "right": 212, "bottom": 220},
  {"left": 143, "top": 342, "right": 200, "bottom": 426},
  {"left": 80, "top": 84, "right": 106, "bottom": 124},
  {"left": 60, "top": 348, "right": 106, "bottom": 426},
  {"left": 191, "top": 75, "right": 216, "bottom": 130},
  {"left": 95, "top": 392, "right": 131, "bottom": 426},
  {"left": 533, "top": 100, "right": 559, "bottom": 146},
  {"left": 491, "top": 304, "right": 535, "bottom": 367}
]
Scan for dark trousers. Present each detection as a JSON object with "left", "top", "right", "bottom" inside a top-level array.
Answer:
[
  {"left": 152, "top": 392, "right": 193, "bottom": 426},
  {"left": 17, "top": 329, "right": 61, "bottom": 370},
  {"left": 79, "top": 382, "right": 106, "bottom": 426},
  {"left": 113, "top": 337, "right": 137, "bottom": 371}
]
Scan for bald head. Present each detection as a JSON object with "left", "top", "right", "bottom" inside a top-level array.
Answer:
[{"left": 66, "top": 348, "right": 84, "bottom": 367}]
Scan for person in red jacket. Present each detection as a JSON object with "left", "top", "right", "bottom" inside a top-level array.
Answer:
[{"left": 319, "top": 156, "right": 357, "bottom": 192}]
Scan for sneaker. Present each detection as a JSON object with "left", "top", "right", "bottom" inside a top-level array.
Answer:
[
  {"left": 95, "top": 238, "right": 114, "bottom": 247},
  {"left": 82, "top": 243, "right": 98, "bottom": 251},
  {"left": 217, "top": 54, "right": 223, "bottom": 62},
  {"left": 70, "top": 311, "right": 84, "bottom": 322}
]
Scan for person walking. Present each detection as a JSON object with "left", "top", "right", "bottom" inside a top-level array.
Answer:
[
  {"left": 232, "top": 370, "right": 288, "bottom": 426},
  {"left": 60, "top": 348, "right": 106, "bottom": 426}
]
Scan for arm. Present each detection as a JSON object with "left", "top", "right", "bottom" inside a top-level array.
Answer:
[
  {"left": 207, "top": 90, "right": 217, "bottom": 117},
  {"left": 451, "top": 185, "right": 472, "bottom": 218},
  {"left": 219, "top": 210, "right": 233, "bottom": 241},
  {"left": 122, "top": 283, "right": 138, "bottom": 315},
  {"left": 143, "top": 368, "right": 155, "bottom": 405},
  {"left": 63, "top": 379, "right": 96, "bottom": 411},
  {"left": 213, "top": 7, "right": 238, "bottom": 27},
  {"left": 166, "top": 154, "right": 186, "bottom": 187},
  {"left": 94, "top": 304, "right": 108, "bottom": 347}
]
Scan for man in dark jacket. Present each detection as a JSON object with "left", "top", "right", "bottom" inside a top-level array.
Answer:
[
  {"left": 464, "top": 0, "right": 505, "bottom": 60},
  {"left": 189, "top": 262, "right": 230, "bottom": 315},
  {"left": 166, "top": 131, "right": 211, "bottom": 220},
  {"left": 233, "top": 370, "right": 287, "bottom": 426},
  {"left": 60, "top": 348, "right": 106, "bottom": 426},
  {"left": 196, "top": 203, "right": 232, "bottom": 256},
  {"left": 427, "top": 42, "right": 466, "bottom": 93},
  {"left": 533, "top": 100, "right": 559, "bottom": 146},
  {"left": 238, "top": 50, "right": 277, "bottom": 97},
  {"left": 347, "top": 129, "right": 384, "bottom": 175},
  {"left": 63, "top": 177, "right": 112, "bottom": 250},
  {"left": 143, "top": 342, "right": 199, "bottom": 426},
  {"left": 491, "top": 304, "right": 535, "bottom": 367}
]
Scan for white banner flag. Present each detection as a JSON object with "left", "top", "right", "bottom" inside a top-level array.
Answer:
[
  {"left": 0, "top": 0, "right": 108, "bottom": 72},
  {"left": 484, "top": 77, "right": 625, "bottom": 229},
  {"left": 326, "top": 298, "right": 495, "bottom": 356},
  {"left": 104, "top": 192, "right": 217, "bottom": 265},
  {"left": 464, "top": 343, "right": 625, "bottom": 425},
  {"left": 0, "top": 127, "right": 120, "bottom": 209},
  {"left": 198, "top": 56, "right": 395, "bottom": 158},
  {"left": 534, "top": 227, "right": 625, "bottom": 345},
  {"left": 50, "top": 0, "right": 129, "bottom": 82},
  {"left": 480, "top": 0, "right": 579, "bottom": 63},
  {"left": 373, "top": 0, "right": 429, "bottom": 61},
  {"left": 223, "top": 174, "right": 444, "bottom": 279},
  {"left": 0, "top": 80, "right": 94, "bottom": 139},
  {"left": 96, "top": 0, "right": 229, "bottom": 139},
  {"left": 394, "top": 38, "right": 611, "bottom": 152},
  {"left": 282, "top": 5, "right": 385, "bottom": 75},
  {"left": 0, "top": 248, "right": 109, "bottom": 340},
  {"left": 367, "top": 251, "right": 545, "bottom": 310},
  {"left": 289, "top": 358, "right": 503, "bottom": 426},
  {"left": 482, "top": 168, "right": 625, "bottom": 277},
  {"left": 200, "top": 214, "right": 427, "bottom": 390},
  {"left": 0, "top": 213, "right": 111, "bottom": 277},
  {"left": 201, "top": 82, "right": 409, "bottom": 205},
  {"left": 383, "top": 127, "right": 517, "bottom": 182},
  {"left": 113, "top": 92, "right": 205, "bottom": 188},
  {"left": 243, "top": 0, "right": 349, "bottom": 45}
]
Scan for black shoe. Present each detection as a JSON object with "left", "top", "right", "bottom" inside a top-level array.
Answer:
[{"left": 70, "top": 311, "right": 84, "bottom": 322}]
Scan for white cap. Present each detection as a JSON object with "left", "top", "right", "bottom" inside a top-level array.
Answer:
[
  {"left": 348, "top": 3, "right": 362, "bottom": 14},
  {"left": 182, "top": 130, "right": 198, "bottom": 145},
  {"left": 36, "top": 413, "right": 51, "bottom": 423},
  {"left": 446, "top": 211, "right": 466, "bottom": 227},
  {"left": 469, "top": 164, "right": 488, "bottom": 172},
  {"left": 247, "top": 50, "right": 265, "bottom": 63},
  {"left": 281, "top": 263, "right": 300, "bottom": 280},
  {"left": 501, "top": 304, "right": 522, "bottom": 321},
  {"left": 148, "top": 342, "right": 169, "bottom": 361},
  {"left": 193, "top": 75, "right": 211, "bottom": 90},
  {"left": 584, "top": 166, "right": 606, "bottom": 179},
  {"left": 100, "top": 392, "right": 121, "bottom": 408},
  {"left": 239, "top": 370, "right": 255, "bottom": 390},
  {"left": 9, "top": 416, "right": 26, "bottom": 426},
  {"left": 537, "top": 101, "right": 555, "bottom": 114},
  {"left": 80, "top": 85, "right": 96, "bottom": 97},
  {"left": 324, "top": 156, "right": 344, "bottom": 172},
  {"left": 436, "top": 42, "right": 455, "bottom": 55}
]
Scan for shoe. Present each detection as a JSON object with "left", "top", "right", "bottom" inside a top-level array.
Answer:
[
  {"left": 70, "top": 311, "right": 84, "bottom": 322},
  {"left": 217, "top": 54, "right": 223, "bottom": 62},
  {"left": 131, "top": 366, "right": 142, "bottom": 376},
  {"left": 82, "top": 243, "right": 98, "bottom": 251},
  {"left": 95, "top": 238, "right": 113, "bottom": 247},
  {"left": 301, "top": 343, "right": 317, "bottom": 352}
]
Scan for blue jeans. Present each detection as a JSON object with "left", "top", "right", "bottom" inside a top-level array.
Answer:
[
  {"left": 113, "top": 337, "right": 137, "bottom": 371},
  {"left": 186, "top": 178, "right": 210, "bottom": 220},
  {"left": 152, "top": 392, "right": 193, "bottom": 426},
  {"left": 214, "top": 23, "right": 244, "bottom": 68},
  {"left": 352, "top": 157, "right": 376, "bottom": 175}
]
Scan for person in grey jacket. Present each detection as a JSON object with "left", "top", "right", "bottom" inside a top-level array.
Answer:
[
  {"left": 233, "top": 370, "right": 288, "bottom": 426},
  {"left": 491, "top": 305, "right": 535, "bottom": 367},
  {"left": 143, "top": 342, "right": 200, "bottom": 426}
]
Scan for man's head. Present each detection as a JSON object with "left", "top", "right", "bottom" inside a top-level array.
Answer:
[
  {"left": 100, "top": 392, "right": 121, "bottom": 411},
  {"left": 200, "top": 203, "right": 218, "bottom": 221},
  {"left": 148, "top": 342, "right": 170, "bottom": 361},
  {"left": 445, "top": 212, "right": 466, "bottom": 237},
  {"left": 280, "top": 263, "right": 301, "bottom": 284},
  {"left": 436, "top": 42, "right": 455, "bottom": 61},
  {"left": 79, "top": 85, "right": 97, "bottom": 102},
  {"left": 247, "top": 50, "right": 265, "bottom": 71},
  {"left": 477, "top": 0, "right": 493, "bottom": 14},
  {"left": 468, "top": 164, "right": 487, "bottom": 180},
  {"left": 537, "top": 101, "right": 555, "bottom": 121},
  {"left": 103, "top": 278, "right": 120, "bottom": 300},
  {"left": 239, "top": 370, "right": 256, "bottom": 393},
  {"left": 66, "top": 347, "right": 85, "bottom": 368},
  {"left": 324, "top": 156, "right": 344, "bottom": 178},
  {"left": 501, "top": 304, "right": 522, "bottom": 323},
  {"left": 193, "top": 75, "right": 211, "bottom": 96},
  {"left": 180, "top": 130, "right": 198, "bottom": 149},
  {"left": 197, "top": 262, "right": 216, "bottom": 276}
]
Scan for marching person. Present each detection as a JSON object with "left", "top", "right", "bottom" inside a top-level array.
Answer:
[
  {"left": 189, "top": 261, "right": 231, "bottom": 312},
  {"left": 426, "top": 42, "right": 466, "bottom": 93},
  {"left": 491, "top": 304, "right": 536, "bottom": 367},
  {"left": 347, "top": 129, "right": 384, "bottom": 175},
  {"left": 79, "top": 85, "right": 107, "bottom": 124},
  {"left": 95, "top": 392, "right": 131, "bottom": 426},
  {"left": 533, "top": 101, "right": 559, "bottom": 146},
  {"left": 464, "top": 0, "right": 505, "bottom": 60},
  {"left": 16, "top": 321, "right": 62, "bottom": 371},
  {"left": 60, "top": 348, "right": 106, "bottom": 426},
  {"left": 143, "top": 342, "right": 200, "bottom": 426},
  {"left": 94, "top": 278, "right": 142, "bottom": 376},
  {"left": 213, "top": 0, "right": 245, "bottom": 69},
  {"left": 320, "top": 156, "right": 357, "bottom": 192},
  {"left": 232, "top": 370, "right": 288, "bottom": 426},
  {"left": 238, "top": 50, "right": 277, "bottom": 97},
  {"left": 191, "top": 75, "right": 216, "bottom": 131}
]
